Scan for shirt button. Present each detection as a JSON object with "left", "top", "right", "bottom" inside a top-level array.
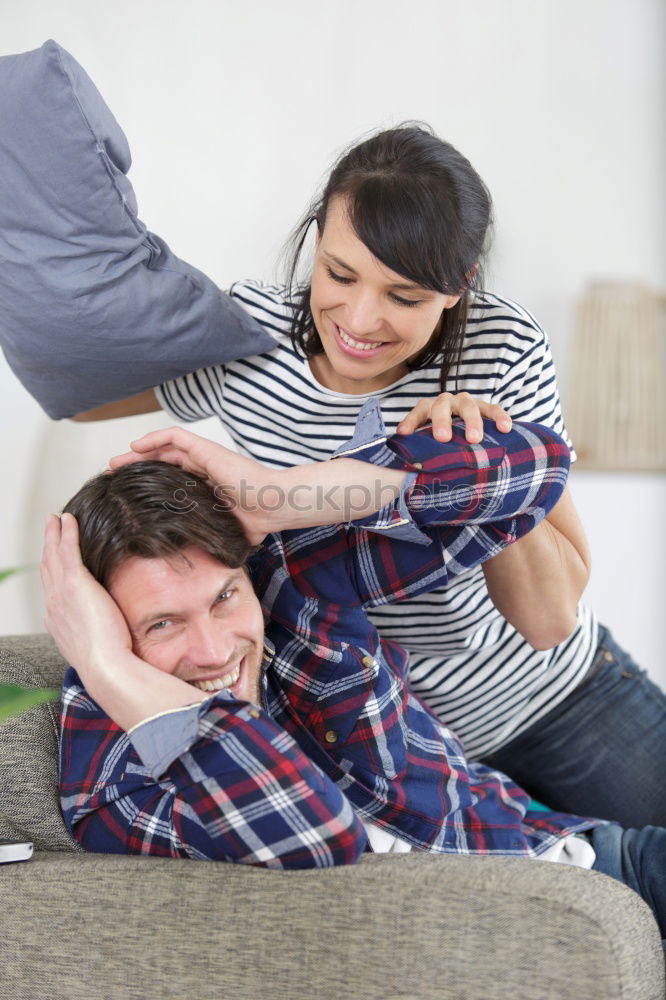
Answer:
[
  {"left": 603, "top": 651, "right": 614, "bottom": 662},
  {"left": 324, "top": 730, "right": 338, "bottom": 744},
  {"left": 248, "top": 708, "right": 261, "bottom": 719},
  {"left": 362, "top": 655, "right": 375, "bottom": 669}
]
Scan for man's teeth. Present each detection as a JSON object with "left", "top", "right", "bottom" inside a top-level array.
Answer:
[
  {"left": 338, "top": 326, "right": 382, "bottom": 351},
  {"left": 192, "top": 664, "right": 241, "bottom": 692}
]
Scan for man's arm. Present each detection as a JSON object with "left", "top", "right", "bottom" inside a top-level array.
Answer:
[{"left": 60, "top": 669, "right": 365, "bottom": 867}]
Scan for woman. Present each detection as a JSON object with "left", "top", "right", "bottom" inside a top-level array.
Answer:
[{"left": 76, "top": 123, "right": 666, "bottom": 826}]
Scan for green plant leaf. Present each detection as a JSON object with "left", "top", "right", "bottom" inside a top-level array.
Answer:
[
  {"left": 0, "top": 564, "right": 38, "bottom": 584},
  {"left": 0, "top": 683, "right": 60, "bottom": 723}
]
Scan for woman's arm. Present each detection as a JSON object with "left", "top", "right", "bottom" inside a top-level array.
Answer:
[
  {"left": 481, "top": 486, "right": 591, "bottom": 650},
  {"left": 71, "top": 388, "right": 160, "bottom": 421},
  {"left": 397, "top": 392, "right": 590, "bottom": 650}
]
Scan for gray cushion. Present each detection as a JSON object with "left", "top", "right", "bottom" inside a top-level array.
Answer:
[
  {"left": 0, "top": 634, "right": 78, "bottom": 850},
  {"left": 2, "top": 851, "right": 665, "bottom": 1000},
  {"left": 0, "top": 40, "right": 276, "bottom": 419}
]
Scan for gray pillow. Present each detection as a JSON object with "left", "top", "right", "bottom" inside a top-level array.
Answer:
[{"left": 0, "top": 40, "right": 276, "bottom": 419}]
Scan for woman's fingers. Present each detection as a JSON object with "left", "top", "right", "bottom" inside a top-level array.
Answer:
[
  {"left": 396, "top": 399, "right": 433, "bottom": 435},
  {"left": 397, "top": 394, "right": 513, "bottom": 443},
  {"left": 477, "top": 400, "right": 512, "bottom": 432}
]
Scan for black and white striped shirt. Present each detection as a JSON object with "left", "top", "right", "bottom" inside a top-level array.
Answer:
[{"left": 157, "top": 281, "right": 598, "bottom": 758}]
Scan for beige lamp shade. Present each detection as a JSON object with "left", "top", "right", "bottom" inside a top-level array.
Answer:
[{"left": 565, "top": 282, "right": 666, "bottom": 471}]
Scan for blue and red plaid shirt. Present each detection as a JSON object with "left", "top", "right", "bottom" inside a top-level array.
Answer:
[{"left": 60, "top": 401, "right": 601, "bottom": 867}]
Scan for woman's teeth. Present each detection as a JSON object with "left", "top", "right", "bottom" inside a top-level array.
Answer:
[
  {"left": 338, "top": 326, "right": 383, "bottom": 351},
  {"left": 191, "top": 664, "right": 241, "bottom": 692}
]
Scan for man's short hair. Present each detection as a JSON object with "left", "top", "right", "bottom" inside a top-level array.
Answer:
[{"left": 63, "top": 461, "right": 252, "bottom": 589}]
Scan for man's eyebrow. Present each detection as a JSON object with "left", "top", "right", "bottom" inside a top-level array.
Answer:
[
  {"left": 323, "top": 251, "right": 425, "bottom": 292},
  {"left": 135, "top": 569, "right": 242, "bottom": 629}
]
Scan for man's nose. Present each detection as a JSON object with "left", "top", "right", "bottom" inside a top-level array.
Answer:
[{"left": 186, "top": 621, "right": 235, "bottom": 668}]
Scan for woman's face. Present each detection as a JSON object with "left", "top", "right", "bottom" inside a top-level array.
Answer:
[{"left": 309, "top": 196, "right": 461, "bottom": 395}]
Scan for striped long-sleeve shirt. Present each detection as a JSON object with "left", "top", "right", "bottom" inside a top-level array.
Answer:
[{"left": 60, "top": 401, "right": 601, "bottom": 867}]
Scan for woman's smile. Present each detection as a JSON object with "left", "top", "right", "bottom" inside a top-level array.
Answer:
[{"left": 333, "top": 321, "right": 390, "bottom": 357}]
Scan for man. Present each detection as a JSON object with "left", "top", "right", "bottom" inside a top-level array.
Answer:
[{"left": 45, "top": 403, "right": 664, "bottom": 939}]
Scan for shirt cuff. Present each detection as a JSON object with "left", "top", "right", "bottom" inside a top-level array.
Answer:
[
  {"left": 128, "top": 691, "right": 236, "bottom": 780},
  {"left": 330, "top": 398, "right": 435, "bottom": 546}
]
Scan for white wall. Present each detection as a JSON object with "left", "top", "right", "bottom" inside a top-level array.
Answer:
[{"left": 1, "top": 0, "right": 664, "bottom": 683}]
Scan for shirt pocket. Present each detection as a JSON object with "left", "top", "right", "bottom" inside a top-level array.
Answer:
[{"left": 307, "top": 646, "right": 408, "bottom": 781}]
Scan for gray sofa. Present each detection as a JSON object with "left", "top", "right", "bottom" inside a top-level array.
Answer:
[{"left": 1, "top": 633, "right": 664, "bottom": 1000}]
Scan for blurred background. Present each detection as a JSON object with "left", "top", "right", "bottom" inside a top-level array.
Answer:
[{"left": 1, "top": 0, "right": 664, "bottom": 684}]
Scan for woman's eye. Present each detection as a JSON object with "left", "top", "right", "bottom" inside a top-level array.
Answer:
[
  {"left": 390, "top": 293, "right": 422, "bottom": 308},
  {"left": 326, "top": 266, "right": 353, "bottom": 285},
  {"left": 215, "top": 590, "right": 233, "bottom": 604}
]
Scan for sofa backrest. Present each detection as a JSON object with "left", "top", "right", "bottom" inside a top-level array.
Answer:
[{"left": 0, "top": 634, "right": 81, "bottom": 850}]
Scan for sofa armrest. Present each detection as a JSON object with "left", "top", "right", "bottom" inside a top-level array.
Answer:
[{"left": 2, "top": 851, "right": 663, "bottom": 1000}]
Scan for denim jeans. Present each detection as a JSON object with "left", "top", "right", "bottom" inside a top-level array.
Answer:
[
  {"left": 590, "top": 824, "right": 666, "bottom": 947},
  {"left": 481, "top": 626, "right": 666, "bottom": 827}
]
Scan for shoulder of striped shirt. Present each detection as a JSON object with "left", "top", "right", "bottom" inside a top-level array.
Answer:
[
  {"left": 470, "top": 290, "right": 546, "bottom": 327},
  {"left": 228, "top": 280, "right": 297, "bottom": 334}
]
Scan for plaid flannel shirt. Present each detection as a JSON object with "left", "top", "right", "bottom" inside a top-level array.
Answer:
[{"left": 60, "top": 400, "right": 601, "bottom": 867}]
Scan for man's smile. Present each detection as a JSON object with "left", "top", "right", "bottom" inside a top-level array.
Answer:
[{"left": 189, "top": 655, "right": 247, "bottom": 693}]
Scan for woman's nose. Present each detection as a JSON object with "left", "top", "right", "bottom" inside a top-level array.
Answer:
[{"left": 344, "top": 288, "right": 384, "bottom": 335}]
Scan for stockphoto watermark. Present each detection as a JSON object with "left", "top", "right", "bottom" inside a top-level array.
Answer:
[{"left": 162, "top": 479, "right": 482, "bottom": 516}]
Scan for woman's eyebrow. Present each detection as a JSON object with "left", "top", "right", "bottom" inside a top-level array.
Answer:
[
  {"left": 324, "top": 251, "right": 356, "bottom": 273},
  {"left": 323, "top": 251, "right": 424, "bottom": 292}
]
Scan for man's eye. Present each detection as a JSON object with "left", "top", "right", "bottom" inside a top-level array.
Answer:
[
  {"left": 326, "top": 266, "right": 353, "bottom": 285},
  {"left": 148, "top": 619, "right": 171, "bottom": 632},
  {"left": 215, "top": 590, "right": 233, "bottom": 604}
]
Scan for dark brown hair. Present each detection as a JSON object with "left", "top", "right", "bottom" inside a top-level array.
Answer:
[
  {"left": 63, "top": 461, "right": 252, "bottom": 589},
  {"left": 284, "top": 123, "right": 493, "bottom": 391}
]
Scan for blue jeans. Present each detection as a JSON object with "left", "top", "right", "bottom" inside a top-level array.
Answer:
[
  {"left": 481, "top": 626, "right": 666, "bottom": 827},
  {"left": 591, "top": 824, "right": 666, "bottom": 947}
]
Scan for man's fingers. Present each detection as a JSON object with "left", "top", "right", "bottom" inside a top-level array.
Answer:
[
  {"left": 129, "top": 425, "right": 202, "bottom": 454},
  {"left": 51, "top": 513, "right": 84, "bottom": 572},
  {"left": 40, "top": 514, "right": 60, "bottom": 586},
  {"left": 108, "top": 450, "right": 145, "bottom": 469}
]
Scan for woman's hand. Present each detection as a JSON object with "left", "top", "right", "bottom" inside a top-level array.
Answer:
[
  {"left": 109, "top": 426, "right": 280, "bottom": 545},
  {"left": 41, "top": 513, "right": 133, "bottom": 681},
  {"left": 396, "top": 393, "right": 512, "bottom": 443}
]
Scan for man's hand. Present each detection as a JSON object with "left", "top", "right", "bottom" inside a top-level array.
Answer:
[
  {"left": 41, "top": 513, "right": 133, "bottom": 682},
  {"left": 42, "top": 512, "right": 209, "bottom": 731},
  {"left": 109, "top": 427, "right": 279, "bottom": 545},
  {"left": 110, "top": 425, "right": 408, "bottom": 538}
]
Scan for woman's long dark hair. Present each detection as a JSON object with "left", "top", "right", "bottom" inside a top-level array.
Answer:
[{"left": 284, "top": 123, "right": 493, "bottom": 391}]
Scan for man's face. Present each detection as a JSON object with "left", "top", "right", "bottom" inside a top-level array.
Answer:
[{"left": 109, "top": 546, "right": 265, "bottom": 704}]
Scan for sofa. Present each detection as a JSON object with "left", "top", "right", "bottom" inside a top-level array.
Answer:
[{"left": 1, "top": 633, "right": 664, "bottom": 1000}]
